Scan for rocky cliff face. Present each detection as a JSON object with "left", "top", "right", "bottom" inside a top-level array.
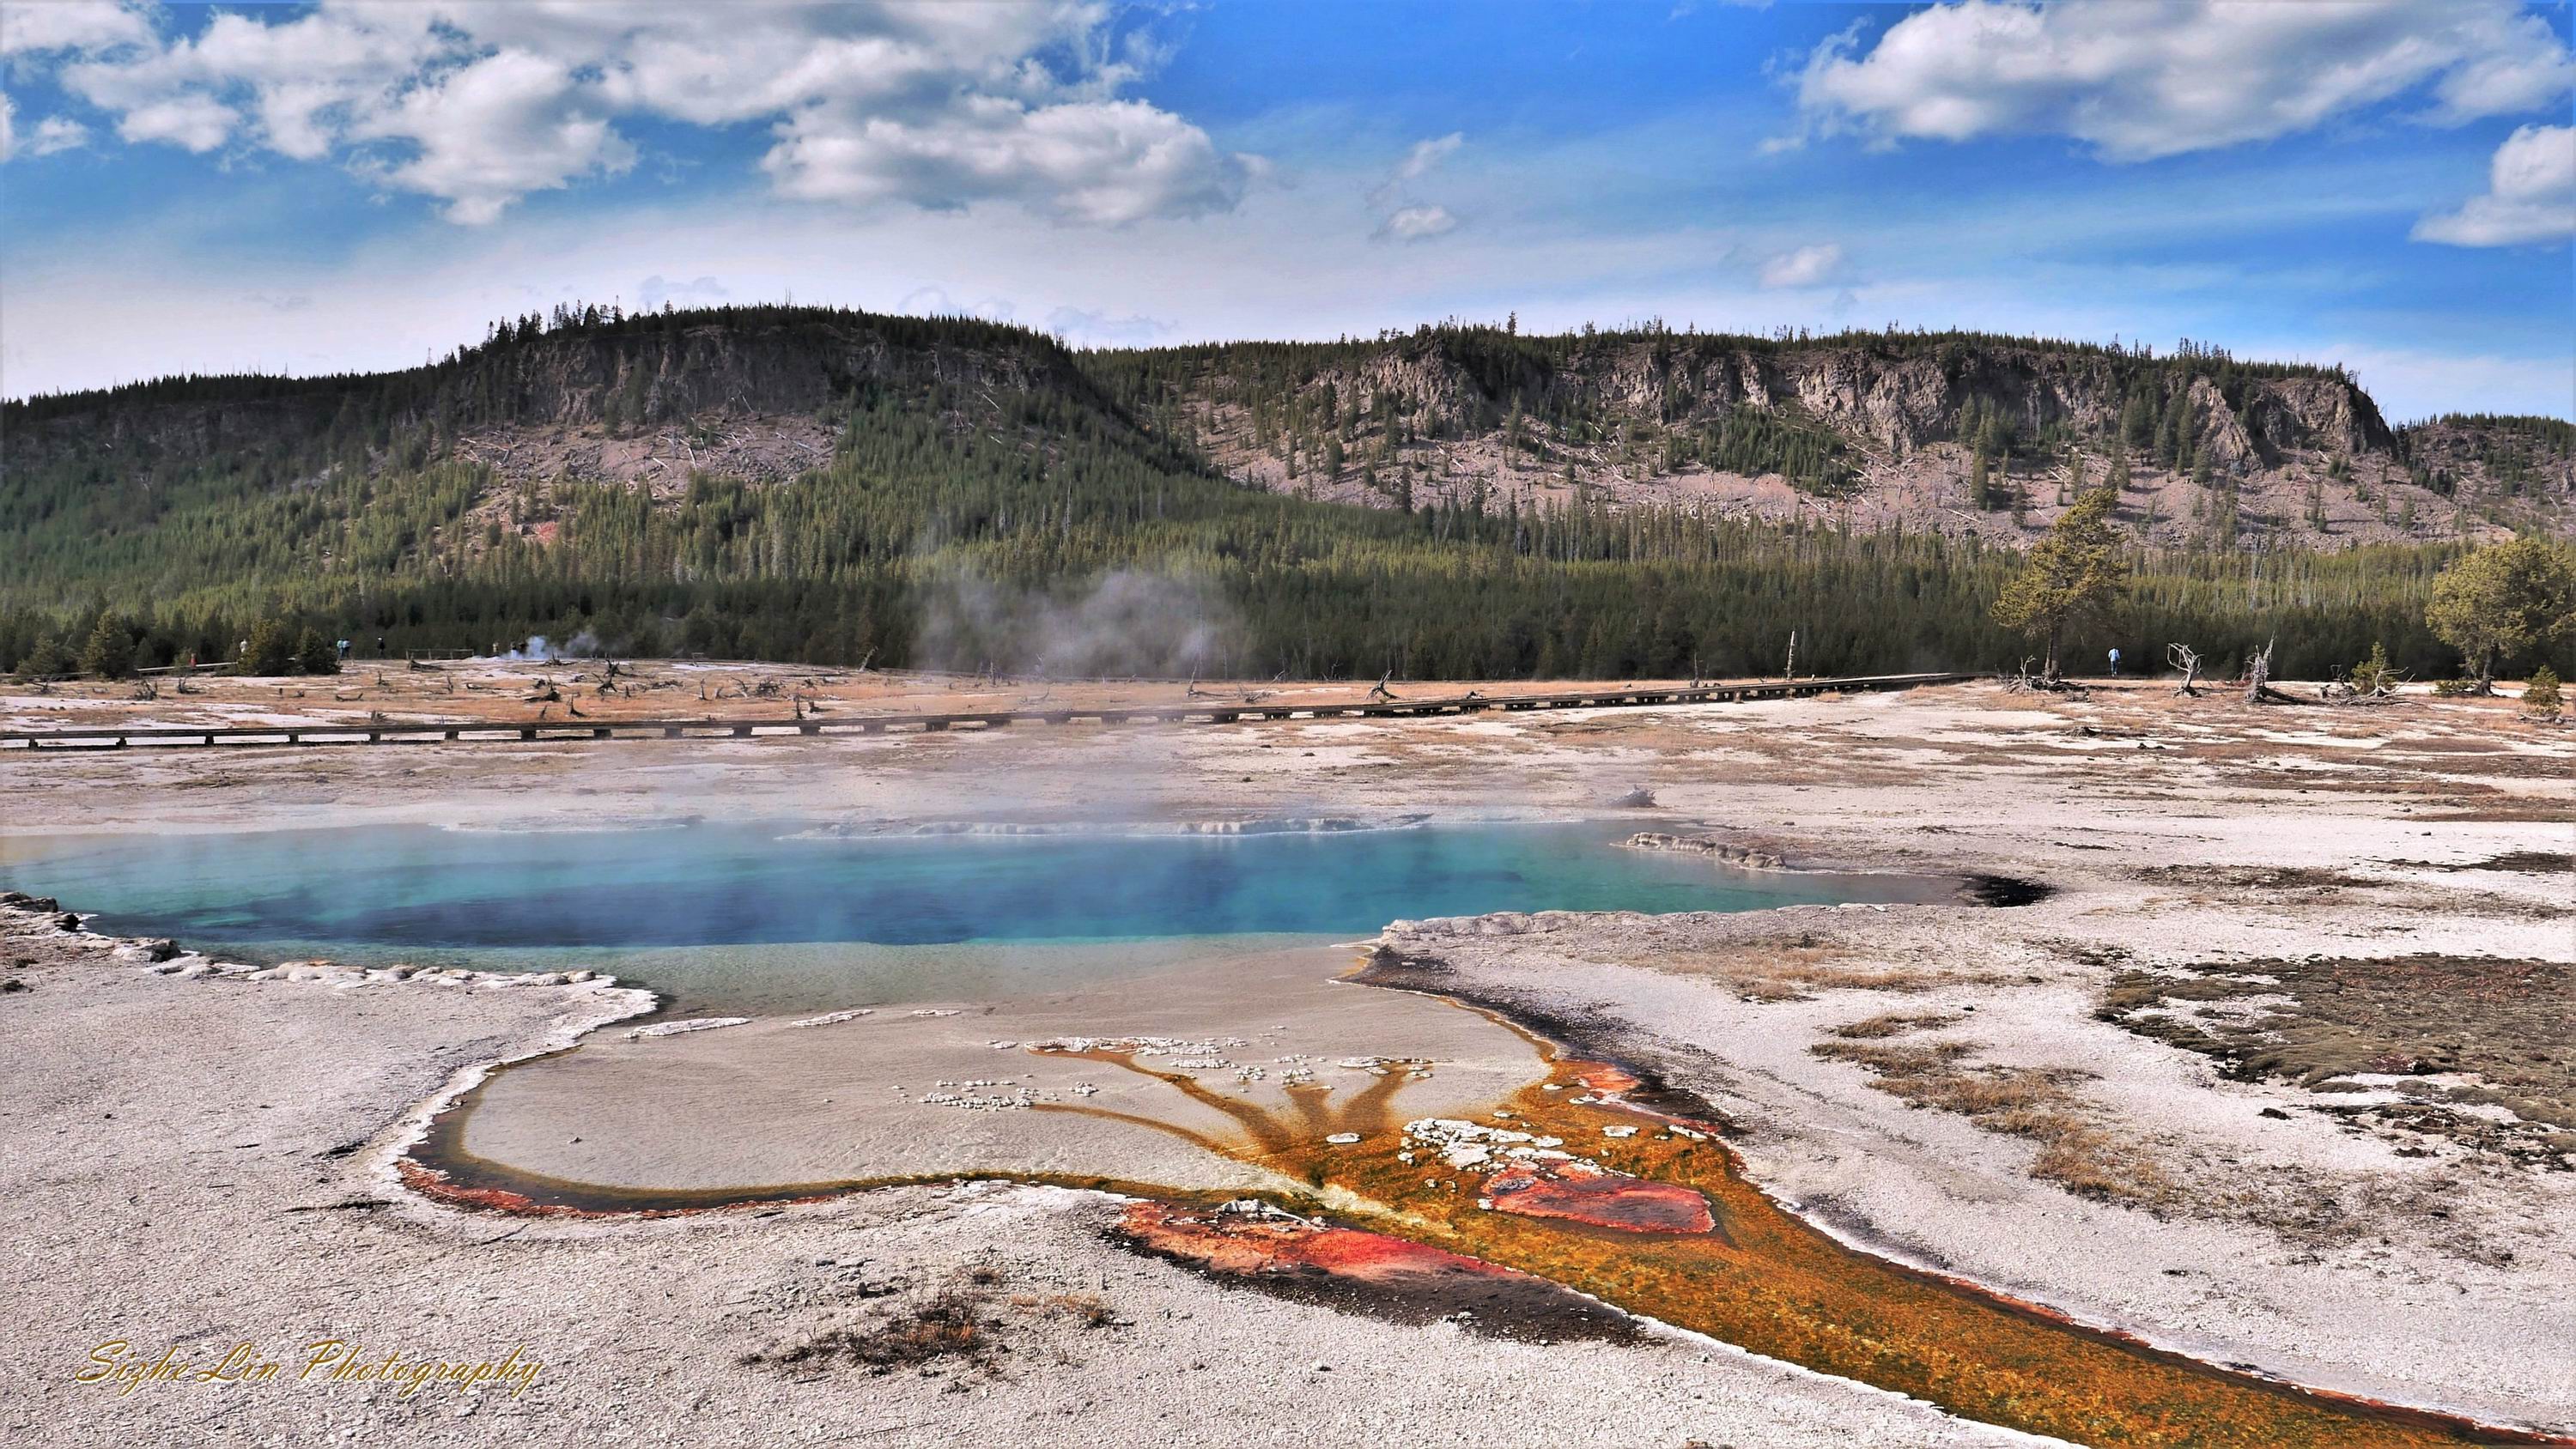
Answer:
[
  {"left": 1116, "top": 330, "right": 2558, "bottom": 549},
  {"left": 1155, "top": 332, "right": 2398, "bottom": 464}
]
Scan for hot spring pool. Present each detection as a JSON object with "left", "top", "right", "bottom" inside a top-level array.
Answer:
[{"left": 0, "top": 820, "right": 1941, "bottom": 1013}]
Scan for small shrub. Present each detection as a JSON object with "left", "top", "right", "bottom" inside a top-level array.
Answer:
[
  {"left": 1809, "top": 1040, "right": 1974, "bottom": 1076},
  {"left": 2524, "top": 666, "right": 2563, "bottom": 718},
  {"left": 1042, "top": 1292, "right": 1115, "bottom": 1328},
  {"left": 754, "top": 1288, "right": 990, "bottom": 1376},
  {"left": 1827, "top": 1011, "right": 1957, "bottom": 1040}
]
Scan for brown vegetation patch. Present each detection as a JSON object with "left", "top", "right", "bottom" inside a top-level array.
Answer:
[
  {"left": 2101, "top": 955, "right": 2576, "bottom": 1168},
  {"left": 771, "top": 1286, "right": 992, "bottom": 1374},
  {"left": 2136, "top": 864, "right": 2379, "bottom": 893},
  {"left": 1826, "top": 1010, "right": 1962, "bottom": 1040},
  {"left": 2380, "top": 850, "right": 2573, "bottom": 875},
  {"left": 742, "top": 1264, "right": 1120, "bottom": 1380},
  {"left": 1645, "top": 938, "right": 1951, "bottom": 1003},
  {"left": 1811, "top": 1040, "right": 2172, "bottom": 1204}
]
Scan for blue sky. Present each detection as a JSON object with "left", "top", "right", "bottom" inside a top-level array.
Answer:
[{"left": 3, "top": 0, "right": 2571, "bottom": 420}]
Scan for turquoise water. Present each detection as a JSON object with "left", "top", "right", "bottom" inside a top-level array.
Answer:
[{"left": 0, "top": 822, "right": 1935, "bottom": 1011}]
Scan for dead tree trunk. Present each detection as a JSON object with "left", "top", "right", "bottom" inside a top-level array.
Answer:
[
  {"left": 2167, "top": 643, "right": 2202, "bottom": 696},
  {"left": 2245, "top": 639, "right": 2276, "bottom": 705}
]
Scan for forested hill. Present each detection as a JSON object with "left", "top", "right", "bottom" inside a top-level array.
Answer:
[
  {"left": 5, "top": 304, "right": 1188, "bottom": 489},
  {"left": 1086, "top": 324, "right": 2573, "bottom": 550},
  {"left": 1, "top": 305, "right": 2567, "bottom": 682}
]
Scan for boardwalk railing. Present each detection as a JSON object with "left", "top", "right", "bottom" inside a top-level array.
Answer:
[{"left": 1, "top": 672, "right": 1974, "bottom": 753}]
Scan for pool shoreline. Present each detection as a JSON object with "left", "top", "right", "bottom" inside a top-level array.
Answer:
[{"left": 0, "top": 815, "right": 1962, "bottom": 1018}]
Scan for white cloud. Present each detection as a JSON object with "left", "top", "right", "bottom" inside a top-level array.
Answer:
[
  {"left": 0, "top": 0, "right": 153, "bottom": 56},
  {"left": 1759, "top": 243, "right": 1843, "bottom": 288},
  {"left": 115, "top": 93, "right": 234, "bottom": 152},
  {"left": 1368, "top": 132, "right": 1465, "bottom": 239},
  {"left": 15, "top": 1, "right": 1251, "bottom": 224},
  {"left": 2428, "top": 35, "right": 2576, "bottom": 123},
  {"left": 1795, "top": 0, "right": 2576, "bottom": 161},
  {"left": 26, "top": 113, "right": 88, "bottom": 155},
  {"left": 762, "top": 95, "right": 1249, "bottom": 225},
  {"left": 1393, "top": 131, "right": 1463, "bottom": 185},
  {"left": 2414, "top": 124, "right": 2576, "bottom": 247},
  {"left": 0, "top": 94, "right": 11, "bottom": 161},
  {"left": 1376, "top": 204, "right": 1458, "bottom": 242},
  {"left": 352, "top": 50, "right": 635, "bottom": 224},
  {"left": 1369, "top": 130, "right": 1462, "bottom": 205}
]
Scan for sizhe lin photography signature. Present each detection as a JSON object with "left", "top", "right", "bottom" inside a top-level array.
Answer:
[{"left": 77, "top": 1339, "right": 543, "bottom": 1398}]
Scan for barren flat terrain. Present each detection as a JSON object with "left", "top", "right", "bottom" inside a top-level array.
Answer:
[{"left": 3, "top": 670, "right": 2569, "bottom": 1446}]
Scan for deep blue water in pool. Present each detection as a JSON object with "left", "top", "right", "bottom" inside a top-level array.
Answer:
[
  {"left": 3, "top": 821, "right": 1920, "bottom": 949},
  {"left": 0, "top": 822, "right": 1934, "bottom": 1012}
]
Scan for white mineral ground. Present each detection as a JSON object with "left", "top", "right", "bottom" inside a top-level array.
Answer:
[
  {"left": 459, "top": 945, "right": 1540, "bottom": 1197},
  {"left": 2, "top": 668, "right": 2570, "bottom": 1446}
]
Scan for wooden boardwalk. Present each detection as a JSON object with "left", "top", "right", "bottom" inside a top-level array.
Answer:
[{"left": 0, "top": 672, "right": 1974, "bottom": 754}]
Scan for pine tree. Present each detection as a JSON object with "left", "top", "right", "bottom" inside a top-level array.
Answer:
[
  {"left": 1991, "top": 486, "right": 2125, "bottom": 676},
  {"left": 81, "top": 614, "right": 137, "bottom": 679},
  {"left": 2524, "top": 665, "right": 2563, "bottom": 718},
  {"left": 237, "top": 618, "right": 296, "bottom": 676},
  {"left": 2427, "top": 537, "right": 2576, "bottom": 682},
  {"left": 295, "top": 627, "right": 342, "bottom": 676}
]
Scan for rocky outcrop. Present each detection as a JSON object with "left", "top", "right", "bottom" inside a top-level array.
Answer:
[
  {"left": 1137, "top": 328, "right": 2567, "bottom": 548},
  {"left": 1194, "top": 334, "right": 2394, "bottom": 464},
  {"left": 2248, "top": 375, "right": 2396, "bottom": 460}
]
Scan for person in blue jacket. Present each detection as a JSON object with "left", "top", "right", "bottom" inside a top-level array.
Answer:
[{"left": 2107, "top": 646, "right": 2122, "bottom": 676}]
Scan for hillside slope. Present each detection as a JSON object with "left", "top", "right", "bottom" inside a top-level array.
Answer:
[
  {"left": 1084, "top": 326, "right": 2573, "bottom": 549},
  {"left": 3, "top": 304, "right": 1152, "bottom": 518},
  {"left": 0, "top": 306, "right": 2561, "bottom": 683}
]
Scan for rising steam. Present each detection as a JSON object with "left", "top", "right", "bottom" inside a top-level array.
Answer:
[
  {"left": 495, "top": 630, "right": 604, "bottom": 663},
  {"left": 917, "top": 569, "right": 1238, "bottom": 678}
]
